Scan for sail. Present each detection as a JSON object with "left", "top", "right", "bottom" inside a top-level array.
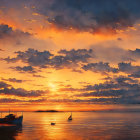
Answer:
[{"left": 68, "top": 112, "right": 72, "bottom": 120}]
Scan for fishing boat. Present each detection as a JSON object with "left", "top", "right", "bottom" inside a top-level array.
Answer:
[
  {"left": 0, "top": 113, "right": 23, "bottom": 125},
  {"left": 68, "top": 112, "right": 72, "bottom": 121}
]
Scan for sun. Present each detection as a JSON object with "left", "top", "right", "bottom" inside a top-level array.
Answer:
[{"left": 48, "top": 83, "right": 57, "bottom": 91}]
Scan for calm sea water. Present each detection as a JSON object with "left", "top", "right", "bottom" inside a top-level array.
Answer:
[{"left": 0, "top": 111, "right": 140, "bottom": 140}]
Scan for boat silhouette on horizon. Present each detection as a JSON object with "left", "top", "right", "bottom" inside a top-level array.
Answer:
[
  {"left": 0, "top": 112, "right": 23, "bottom": 125},
  {"left": 68, "top": 112, "right": 72, "bottom": 121}
]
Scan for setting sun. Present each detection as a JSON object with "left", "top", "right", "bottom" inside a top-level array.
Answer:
[{"left": 48, "top": 83, "right": 57, "bottom": 92}]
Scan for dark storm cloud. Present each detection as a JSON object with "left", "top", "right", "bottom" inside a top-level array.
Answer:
[
  {"left": 3, "top": 48, "right": 140, "bottom": 75},
  {"left": 33, "top": 0, "right": 140, "bottom": 33},
  {"left": 77, "top": 88, "right": 140, "bottom": 104},
  {"left": 0, "top": 24, "right": 30, "bottom": 39},
  {"left": 2, "top": 78, "right": 23, "bottom": 83},
  {"left": 58, "top": 49, "right": 93, "bottom": 63},
  {"left": 84, "top": 83, "right": 119, "bottom": 91},
  {"left": 82, "top": 62, "right": 118, "bottom": 74},
  {"left": 0, "top": 98, "right": 22, "bottom": 103},
  {"left": 4, "top": 48, "right": 93, "bottom": 70},
  {"left": 13, "top": 66, "right": 36, "bottom": 73},
  {"left": 56, "top": 75, "right": 140, "bottom": 104},
  {"left": 0, "top": 98, "right": 45, "bottom": 103},
  {"left": 84, "top": 77, "right": 140, "bottom": 93},
  {"left": 118, "top": 62, "right": 139, "bottom": 73},
  {"left": 78, "top": 89, "right": 125, "bottom": 97},
  {"left": 50, "top": 49, "right": 93, "bottom": 69},
  {"left": 60, "top": 75, "right": 139, "bottom": 93},
  {"left": 0, "top": 24, "right": 15, "bottom": 38},
  {"left": 5, "top": 47, "right": 138, "bottom": 67},
  {"left": 0, "top": 24, "right": 31, "bottom": 48},
  {"left": 129, "top": 73, "right": 140, "bottom": 78},
  {"left": 115, "top": 76, "right": 138, "bottom": 84},
  {"left": 82, "top": 61, "right": 140, "bottom": 77},
  {"left": 0, "top": 80, "right": 46, "bottom": 97},
  {"left": 0, "top": 0, "right": 140, "bottom": 33},
  {"left": 118, "top": 62, "right": 140, "bottom": 78},
  {"left": 75, "top": 76, "right": 140, "bottom": 104},
  {"left": 0, "top": 81, "right": 10, "bottom": 88},
  {"left": 0, "top": 87, "right": 44, "bottom": 97},
  {"left": 129, "top": 48, "right": 140, "bottom": 58},
  {"left": 73, "top": 98, "right": 121, "bottom": 104},
  {"left": 4, "top": 48, "right": 53, "bottom": 64}
]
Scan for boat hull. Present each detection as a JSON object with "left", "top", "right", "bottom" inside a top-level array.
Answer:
[{"left": 0, "top": 116, "right": 23, "bottom": 125}]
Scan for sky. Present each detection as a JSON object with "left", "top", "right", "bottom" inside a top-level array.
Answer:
[{"left": 0, "top": 0, "right": 140, "bottom": 111}]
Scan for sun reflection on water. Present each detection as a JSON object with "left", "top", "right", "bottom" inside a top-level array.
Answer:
[{"left": 7, "top": 111, "right": 140, "bottom": 140}]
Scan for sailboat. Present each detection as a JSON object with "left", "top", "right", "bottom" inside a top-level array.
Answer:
[{"left": 68, "top": 112, "right": 72, "bottom": 121}]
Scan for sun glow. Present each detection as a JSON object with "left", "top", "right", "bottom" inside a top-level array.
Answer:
[{"left": 48, "top": 83, "right": 57, "bottom": 92}]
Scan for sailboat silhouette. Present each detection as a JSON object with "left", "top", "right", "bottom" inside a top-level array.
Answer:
[{"left": 68, "top": 112, "right": 72, "bottom": 121}]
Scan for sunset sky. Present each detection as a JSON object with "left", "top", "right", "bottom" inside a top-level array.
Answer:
[{"left": 0, "top": 0, "right": 140, "bottom": 111}]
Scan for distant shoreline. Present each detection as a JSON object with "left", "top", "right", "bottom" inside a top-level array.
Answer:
[
  {"left": 35, "top": 110, "right": 60, "bottom": 112},
  {"left": 34, "top": 109, "right": 140, "bottom": 113},
  {"left": 1, "top": 108, "right": 140, "bottom": 113}
]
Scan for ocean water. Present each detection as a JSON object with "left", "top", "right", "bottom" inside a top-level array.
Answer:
[{"left": 0, "top": 111, "right": 140, "bottom": 140}]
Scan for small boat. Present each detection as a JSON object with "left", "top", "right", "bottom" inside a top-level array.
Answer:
[
  {"left": 0, "top": 113, "right": 23, "bottom": 125},
  {"left": 68, "top": 112, "right": 72, "bottom": 121},
  {"left": 51, "top": 122, "right": 56, "bottom": 125}
]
